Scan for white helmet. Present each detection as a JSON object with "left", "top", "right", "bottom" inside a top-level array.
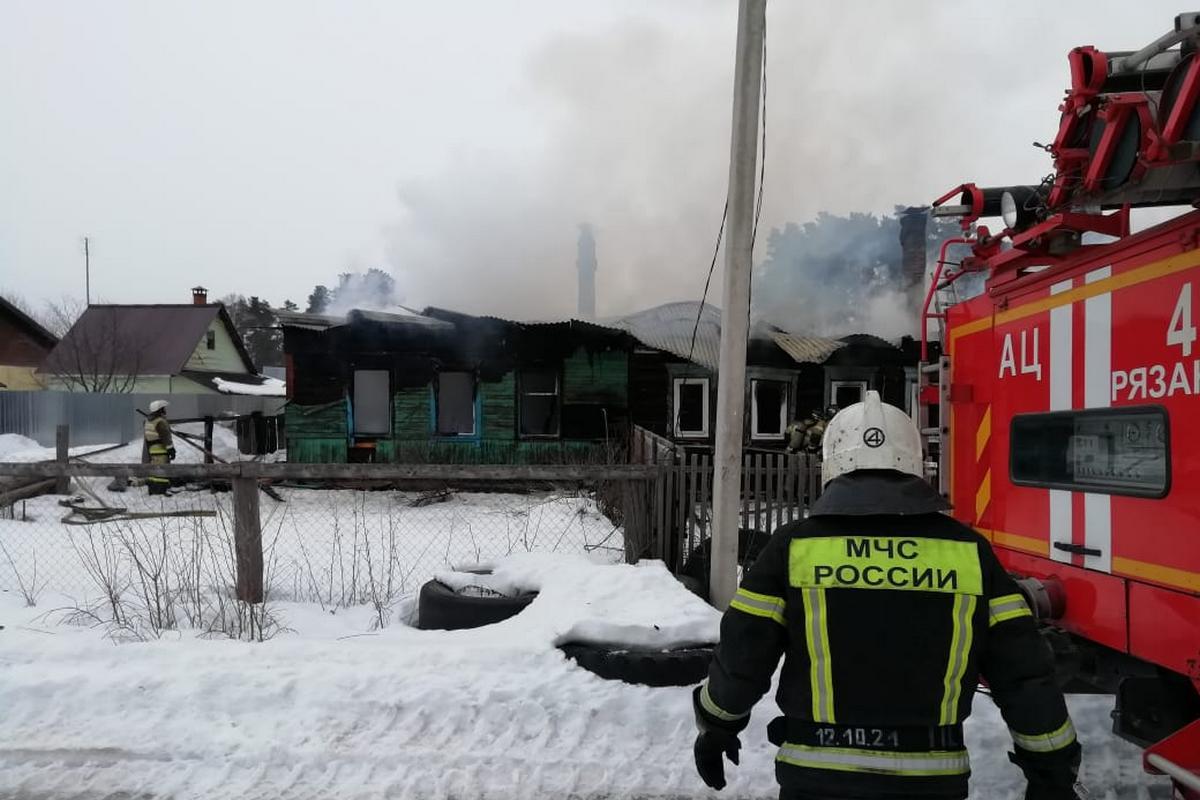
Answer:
[
  {"left": 148, "top": 399, "right": 169, "bottom": 414},
  {"left": 821, "top": 390, "right": 923, "bottom": 486}
]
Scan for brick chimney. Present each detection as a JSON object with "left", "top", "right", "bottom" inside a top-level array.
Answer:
[
  {"left": 576, "top": 224, "right": 597, "bottom": 319},
  {"left": 191, "top": 286, "right": 208, "bottom": 305},
  {"left": 898, "top": 207, "right": 928, "bottom": 311}
]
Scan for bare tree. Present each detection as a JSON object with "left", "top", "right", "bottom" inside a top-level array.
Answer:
[
  {"left": 40, "top": 295, "right": 88, "bottom": 338},
  {"left": 42, "top": 304, "right": 153, "bottom": 393}
]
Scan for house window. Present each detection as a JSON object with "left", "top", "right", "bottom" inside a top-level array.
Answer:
[
  {"left": 352, "top": 369, "right": 391, "bottom": 435},
  {"left": 831, "top": 380, "right": 868, "bottom": 410},
  {"left": 519, "top": 368, "right": 560, "bottom": 438},
  {"left": 206, "top": 330, "right": 216, "bottom": 350},
  {"left": 751, "top": 379, "right": 788, "bottom": 440},
  {"left": 436, "top": 371, "right": 476, "bottom": 436},
  {"left": 673, "top": 377, "right": 710, "bottom": 438},
  {"left": 1010, "top": 407, "right": 1168, "bottom": 497}
]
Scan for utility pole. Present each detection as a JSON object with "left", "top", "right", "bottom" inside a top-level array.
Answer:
[
  {"left": 711, "top": 0, "right": 766, "bottom": 610},
  {"left": 84, "top": 236, "right": 91, "bottom": 306}
]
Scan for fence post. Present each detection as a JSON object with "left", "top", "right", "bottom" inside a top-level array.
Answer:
[
  {"left": 55, "top": 424, "right": 70, "bottom": 494},
  {"left": 203, "top": 417, "right": 214, "bottom": 464},
  {"left": 233, "top": 469, "right": 263, "bottom": 603}
]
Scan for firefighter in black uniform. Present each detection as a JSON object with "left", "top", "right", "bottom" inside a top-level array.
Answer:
[{"left": 692, "top": 391, "right": 1082, "bottom": 800}]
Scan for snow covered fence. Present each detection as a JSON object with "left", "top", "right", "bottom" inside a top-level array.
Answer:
[{"left": 0, "top": 461, "right": 666, "bottom": 631}]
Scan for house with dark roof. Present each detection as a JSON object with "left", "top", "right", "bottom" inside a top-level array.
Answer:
[
  {"left": 0, "top": 295, "right": 58, "bottom": 390},
  {"left": 278, "top": 300, "right": 917, "bottom": 464},
  {"left": 40, "top": 290, "right": 281, "bottom": 396}
]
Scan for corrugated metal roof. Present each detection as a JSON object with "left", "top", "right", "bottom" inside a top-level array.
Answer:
[
  {"left": 42, "top": 305, "right": 254, "bottom": 376},
  {"left": 606, "top": 302, "right": 722, "bottom": 370},
  {"left": 771, "top": 332, "right": 847, "bottom": 365},
  {"left": 277, "top": 308, "right": 454, "bottom": 332}
]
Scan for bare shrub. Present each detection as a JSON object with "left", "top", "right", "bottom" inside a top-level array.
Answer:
[{"left": 0, "top": 538, "right": 47, "bottom": 607}]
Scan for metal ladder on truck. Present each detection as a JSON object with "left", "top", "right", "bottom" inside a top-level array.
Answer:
[{"left": 918, "top": 280, "right": 961, "bottom": 499}]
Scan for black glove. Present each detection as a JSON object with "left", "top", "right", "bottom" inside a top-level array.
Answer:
[
  {"left": 1010, "top": 747, "right": 1083, "bottom": 800},
  {"left": 694, "top": 730, "right": 740, "bottom": 791},
  {"left": 167, "top": 447, "right": 176, "bottom": 461}
]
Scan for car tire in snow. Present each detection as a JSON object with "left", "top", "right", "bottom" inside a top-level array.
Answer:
[
  {"left": 559, "top": 642, "right": 714, "bottom": 687},
  {"left": 680, "top": 528, "right": 773, "bottom": 601},
  {"left": 416, "top": 578, "right": 538, "bottom": 631}
]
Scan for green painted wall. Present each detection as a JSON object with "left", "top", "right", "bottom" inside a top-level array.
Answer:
[
  {"left": 392, "top": 386, "right": 431, "bottom": 438},
  {"left": 286, "top": 400, "right": 347, "bottom": 462},
  {"left": 481, "top": 373, "right": 515, "bottom": 441},
  {"left": 562, "top": 348, "right": 627, "bottom": 404},
  {"left": 288, "top": 346, "right": 628, "bottom": 463}
]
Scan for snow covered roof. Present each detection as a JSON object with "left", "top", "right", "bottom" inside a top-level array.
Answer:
[
  {"left": 181, "top": 370, "right": 286, "bottom": 396},
  {"left": 277, "top": 307, "right": 454, "bottom": 333}
]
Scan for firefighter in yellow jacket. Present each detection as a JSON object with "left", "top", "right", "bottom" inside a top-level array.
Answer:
[
  {"left": 692, "top": 391, "right": 1082, "bottom": 800},
  {"left": 143, "top": 400, "right": 176, "bottom": 495}
]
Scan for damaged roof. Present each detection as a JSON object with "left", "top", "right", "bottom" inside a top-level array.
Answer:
[
  {"left": 770, "top": 332, "right": 847, "bottom": 365},
  {"left": 277, "top": 307, "right": 454, "bottom": 333},
  {"left": 605, "top": 301, "right": 724, "bottom": 370}
]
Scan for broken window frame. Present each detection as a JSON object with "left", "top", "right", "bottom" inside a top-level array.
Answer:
[
  {"left": 750, "top": 378, "right": 789, "bottom": 440},
  {"left": 673, "top": 377, "right": 710, "bottom": 438},
  {"left": 352, "top": 369, "right": 392, "bottom": 436},
  {"left": 518, "top": 367, "right": 561, "bottom": 439},
  {"left": 830, "top": 379, "right": 869, "bottom": 410},
  {"left": 434, "top": 370, "right": 478, "bottom": 437}
]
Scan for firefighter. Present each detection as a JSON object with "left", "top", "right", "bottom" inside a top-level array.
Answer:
[
  {"left": 143, "top": 400, "right": 176, "bottom": 495},
  {"left": 692, "top": 391, "right": 1082, "bottom": 800}
]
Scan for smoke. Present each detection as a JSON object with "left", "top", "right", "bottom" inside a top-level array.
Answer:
[
  {"left": 378, "top": 4, "right": 1093, "bottom": 332},
  {"left": 321, "top": 268, "right": 405, "bottom": 317}
]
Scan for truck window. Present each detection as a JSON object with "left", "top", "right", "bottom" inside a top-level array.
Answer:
[{"left": 1009, "top": 407, "right": 1169, "bottom": 497}]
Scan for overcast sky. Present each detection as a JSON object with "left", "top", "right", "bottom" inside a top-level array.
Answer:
[{"left": 0, "top": 1, "right": 1187, "bottom": 318}]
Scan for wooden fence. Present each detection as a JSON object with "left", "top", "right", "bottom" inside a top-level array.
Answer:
[{"left": 637, "top": 447, "right": 822, "bottom": 573}]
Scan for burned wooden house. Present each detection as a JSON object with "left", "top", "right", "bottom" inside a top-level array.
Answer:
[
  {"left": 279, "top": 308, "right": 632, "bottom": 463},
  {"left": 609, "top": 302, "right": 916, "bottom": 451}
]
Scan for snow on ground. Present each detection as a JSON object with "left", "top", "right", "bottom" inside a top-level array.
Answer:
[
  {"left": 0, "top": 556, "right": 1170, "bottom": 800},
  {"left": 213, "top": 376, "right": 286, "bottom": 396},
  {"left": 0, "top": 484, "right": 625, "bottom": 609}
]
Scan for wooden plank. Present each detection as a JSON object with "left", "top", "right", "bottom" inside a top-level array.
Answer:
[
  {"left": 55, "top": 425, "right": 69, "bottom": 494},
  {"left": 764, "top": 454, "right": 775, "bottom": 534},
  {"left": 0, "top": 462, "right": 668, "bottom": 482},
  {"left": 233, "top": 476, "right": 264, "bottom": 603},
  {"left": 700, "top": 453, "right": 711, "bottom": 544},
  {"left": 677, "top": 458, "right": 688, "bottom": 566},
  {"left": 753, "top": 452, "right": 762, "bottom": 532},
  {"left": 688, "top": 453, "right": 700, "bottom": 549},
  {"left": 203, "top": 418, "right": 215, "bottom": 465},
  {"left": 0, "top": 478, "right": 57, "bottom": 507}
]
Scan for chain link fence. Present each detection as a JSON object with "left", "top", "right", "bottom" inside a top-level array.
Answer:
[{"left": 0, "top": 463, "right": 653, "bottom": 638}]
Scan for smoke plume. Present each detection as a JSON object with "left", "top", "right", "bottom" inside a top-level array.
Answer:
[{"left": 379, "top": 3, "right": 1097, "bottom": 334}]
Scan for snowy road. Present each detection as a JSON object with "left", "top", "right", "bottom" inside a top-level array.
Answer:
[{"left": 0, "top": 556, "right": 1173, "bottom": 800}]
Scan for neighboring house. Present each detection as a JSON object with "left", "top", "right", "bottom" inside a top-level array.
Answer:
[
  {"left": 0, "top": 295, "right": 58, "bottom": 390},
  {"left": 40, "top": 294, "right": 281, "bottom": 396},
  {"left": 609, "top": 302, "right": 915, "bottom": 450},
  {"left": 279, "top": 307, "right": 632, "bottom": 464}
]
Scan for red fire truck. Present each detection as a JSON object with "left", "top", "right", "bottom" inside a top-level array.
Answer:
[{"left": 922, "top": 12, "right": 1200, "bottom": 797}]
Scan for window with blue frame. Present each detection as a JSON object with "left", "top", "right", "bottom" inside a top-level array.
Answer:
[{"left": 436, "top": 371, "right": 476, "bottom": 436}]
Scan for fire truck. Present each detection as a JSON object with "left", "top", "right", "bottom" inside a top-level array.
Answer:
[{"left": 921, "top": 12, "right": 1200, "bottom": 797}]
